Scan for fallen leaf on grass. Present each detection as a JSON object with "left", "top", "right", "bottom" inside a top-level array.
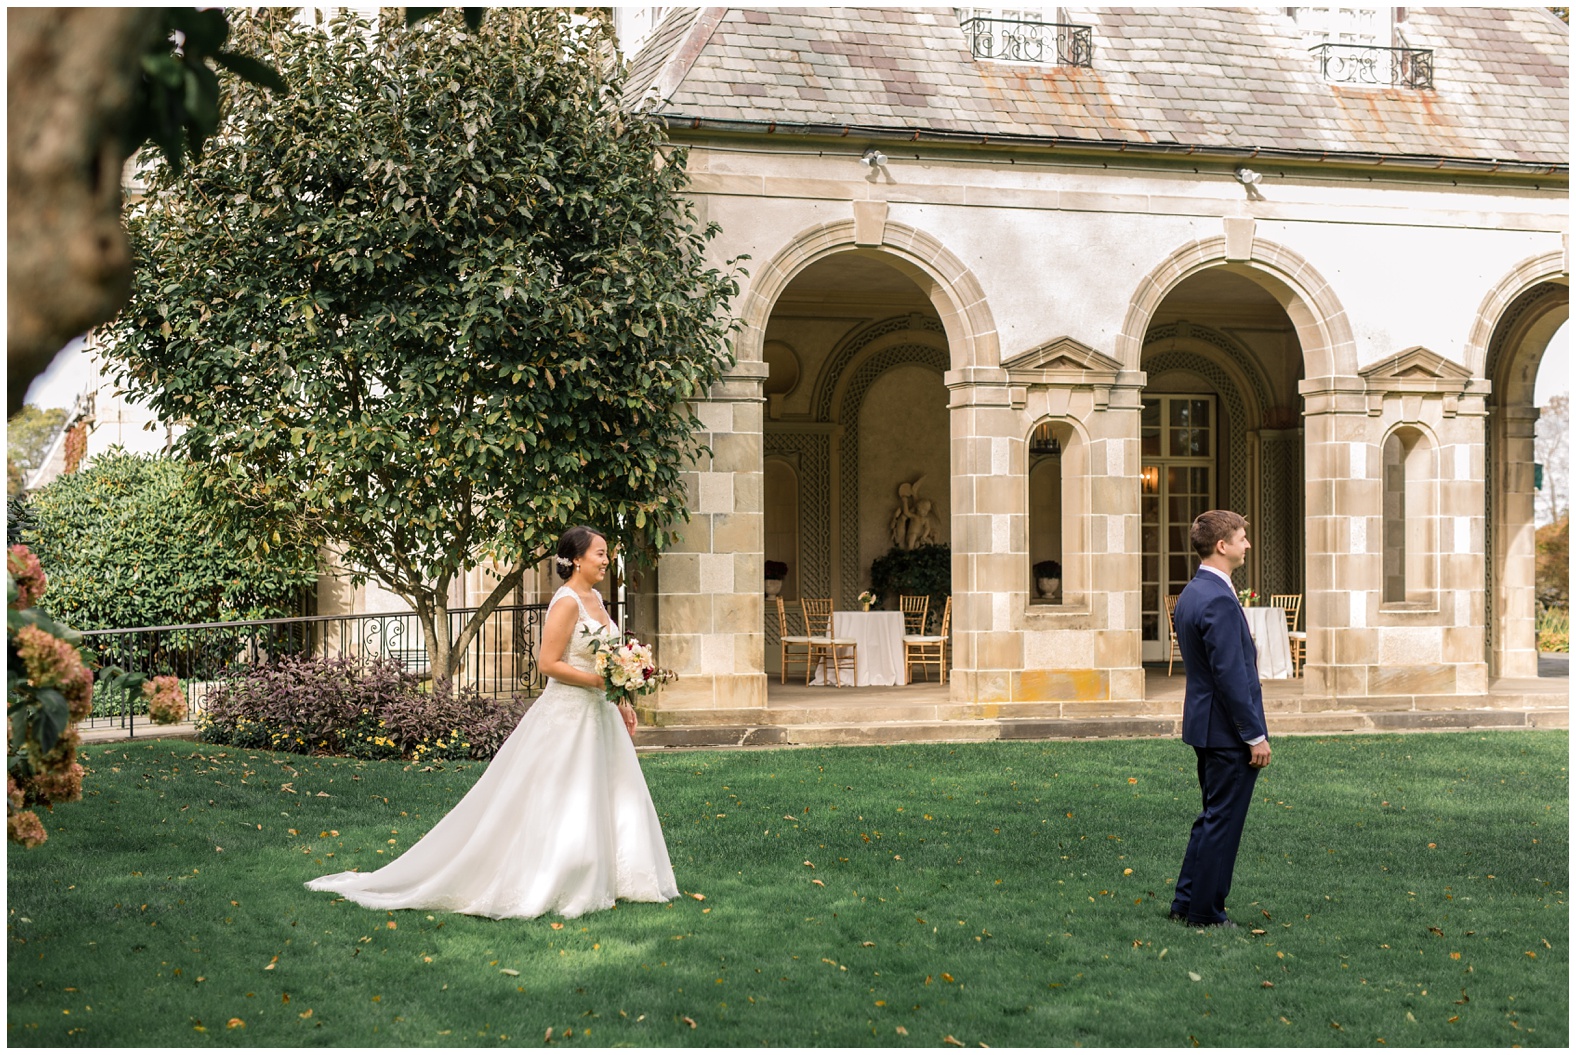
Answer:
[
  {"left": 1447, "top": 1016, "right": 1459, "bottom": 1024},
  {"left": 227, "top": 1019, "right": 245, "bottom": 1029},
  {"left": 1188, "top": 972, "right": 1202, "bottom": 982},
  {"left": 803, "top": 860, "right": 815, "bottom": 869},
  {"left": 942, "top": 973, "right": 954, "bottom": 983},
  {"left": 943, "top": 1035, "right": 965, "bottom": 1047},
  {"left": 550, "top": 923, "right": 564, "bottom": 930},
  {"left": 689, "top": 892, "right": 705, "bottom": 901},
  {"left": 264, "top": 956, "right": 278, "bottom": 971},
  {"left": 545, "top": 1027, "right": 553, "bottom": 1041},
  {"left": 299, "top": 1009, "right": 313, "bottom": 1020},
  {"left": 1261, "top": 981, "right": 1274, "bottom": 988},
  {"left": 386, "top": 921, "right": 397, "bottom": 930},
  {"left": 1406, "top": 1012, "right": 1416, "bottom": 1023},
  {"left": 862, "top": 941, "right": 876, "bottom": 947},
  {"left": 811, "top": 879, "right": 825, "bottom": 887},
  {"left": 1251, "top": 929, "right": 1267, "bottom": 936},
  {"left": 682, "top": 1016, "right": 697, "bottom": 1029},
  {"left": 501, "top": 969, "right": 520, "bottom": 976},
  {"left": 895, "top": 1026, "right": 909, "bottom": 1036},
  {"left": 1428, "top": 927, "right": 1445, "bottom": 937}
]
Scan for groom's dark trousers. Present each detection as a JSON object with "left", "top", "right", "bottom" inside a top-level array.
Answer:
[{"left": 1169, "top": 569, "right": 1268, "bottom": 927}]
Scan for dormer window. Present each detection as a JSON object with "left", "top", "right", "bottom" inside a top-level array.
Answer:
[
  {"left": 957, "top": 8, "right": 1093, "bottom": 67},
  {"left": 1288, "top": 6, "right": 1433, "bottom": 88}
]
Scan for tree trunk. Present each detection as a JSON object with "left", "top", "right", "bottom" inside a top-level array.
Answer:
[{"left": 7, "top": 8, "right": 162, "bottom": 415}]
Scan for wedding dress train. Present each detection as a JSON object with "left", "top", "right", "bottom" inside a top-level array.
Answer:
[{"left": 305, "top": 586, "right": 678, "bottom": 918}]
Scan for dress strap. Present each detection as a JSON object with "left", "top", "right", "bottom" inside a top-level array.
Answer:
[{"left": 549, "top": 585, "right": 587, "bottom": 617}]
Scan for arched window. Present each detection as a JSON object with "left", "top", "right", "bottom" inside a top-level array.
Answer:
[
  {"left": 1028, "top": 421, "right": 1075, "bottom": 605},
  {"left": 1381, "top": 426, "right": 1436, "bottom": 606}
]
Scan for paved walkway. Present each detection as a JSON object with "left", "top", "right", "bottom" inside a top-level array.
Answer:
[{"left": 75, "top": 657, "right": 1568, "bottom": 750}]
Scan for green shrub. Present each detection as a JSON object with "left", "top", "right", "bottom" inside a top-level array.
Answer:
[
  {"left": 1536, "top": 605, "right": 1569, "bottom": 653},
  {"left": 20, "top": 450, "right": 317, "bottom": 631},
  {"left": 868, "top": 544, "right": 951, "bottom": 631}
]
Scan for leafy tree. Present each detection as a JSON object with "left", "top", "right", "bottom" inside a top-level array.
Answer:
[
  {"left": 6, "top": 405, "right": 67, "bottom": 496},
  {"left": 1535, "top": 515, "right": 1569, "bottom": 610},
  {"left": 21, "top": 451, "right": 317, "bottom": 631},
  {"left": 1535, "top": 392, "right": 1568, "bottom": 526},
  {"left": 102, "top": 9, "right": 742, "bottom": 682},
  {"left": 7, "top": 8, "right": 286, "bottom": 415}
]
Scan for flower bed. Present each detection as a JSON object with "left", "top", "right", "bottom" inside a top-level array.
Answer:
[{"left": 197, "top": 656, "right": 529, "bottom": 761}]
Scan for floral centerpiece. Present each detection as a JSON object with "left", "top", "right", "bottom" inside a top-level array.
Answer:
[
  {"left": 1236, "top": 588, "right": 1258, "bottom": 607},
  {"left": 588, "top": 631, "right": 677, "bottom": 705},
  {"left": 857, "top": 590, "right": 878, "bottom": 612}
]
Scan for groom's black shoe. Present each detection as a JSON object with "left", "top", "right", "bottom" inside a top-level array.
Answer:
[{"left": 1194, "top": 918, "right": 1238, "bottom": 930}]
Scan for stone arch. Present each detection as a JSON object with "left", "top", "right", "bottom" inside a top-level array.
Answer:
[
  {"left": 1465, "top": 249, "right": 1569, "bottom": 382},
  {"left": 1117, "top": 235, "right": 1358, "bottom": 380},
  {"left": 1475, "top": 251, "right": 1569, "bottom": 679},
  {"left": 735, "top": 218, "right": 999, "bottom": 373}
]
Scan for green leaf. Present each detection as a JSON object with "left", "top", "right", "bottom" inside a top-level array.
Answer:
[
  {"left": 212, "top": 51, "right": 289, "bottom": 95},
  {"left": 33, "top": 688, "right": 69, "bottom": 754}
]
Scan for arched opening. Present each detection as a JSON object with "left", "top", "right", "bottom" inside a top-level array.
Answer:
[
  {"left": 1027, "top": 420, "right": 1076, "bottom": 605},
  {"left": 1139, "top": 268, "right": 1293, "bottom": 665},
  {"left": 1381, "top": 425, "right": 1437, "bottom": 607},
  {"left": 755, "top": 246, "right": 956, "bottom": 688},
  {"left": 1481, "top": 273, "right": 1569, "bottom": 679}
]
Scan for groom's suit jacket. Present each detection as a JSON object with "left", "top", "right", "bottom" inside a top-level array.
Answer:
[{"left": 1174, "top": 569, "right": 1267, "bottom": 748}]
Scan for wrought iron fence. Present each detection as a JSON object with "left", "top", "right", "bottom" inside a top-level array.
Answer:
[
  {"left": 1312, "top": 43, "right": 1434, "bottom": 89},
  {"left": 960, "top": 17, "right": 1093, "bottom": 67},
  {"left": 75, "top": 600, "right": 618, "bottom": 737}
]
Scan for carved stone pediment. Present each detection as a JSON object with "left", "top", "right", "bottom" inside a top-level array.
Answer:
[
  {"left": 1003, "top": 336, "right": 1122, "bottom": 380},
  {"left": 1359, "top": 346, "right": 1479, "bottom": 417},
  {"left": 1359, "top": 346, "right": 1473, "bottom": 385}
]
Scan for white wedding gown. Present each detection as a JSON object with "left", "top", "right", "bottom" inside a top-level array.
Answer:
[{"left": 305, "top": 586, "right": 679, "bottom": 918}]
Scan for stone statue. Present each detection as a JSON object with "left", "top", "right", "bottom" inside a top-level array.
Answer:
[
  {"left": 890, "top": 476, "right": 937, "bottom": 551},
  {"left": 907, "top": 497, "right": 938, "bottom": 550},
  {"left": 889, "top": 478, "right": 919, "bottom": 549}
]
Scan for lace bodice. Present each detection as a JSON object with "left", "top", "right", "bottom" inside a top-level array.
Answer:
[{"left": 551, "top": 585, "right": 618, "bottom": 678}]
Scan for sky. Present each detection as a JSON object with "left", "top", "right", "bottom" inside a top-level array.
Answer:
[{"left": 25, "top": 322, "right": 1571, "bottom": 412}]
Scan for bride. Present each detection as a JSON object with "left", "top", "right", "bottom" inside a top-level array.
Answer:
[{"left": 305, "top": 525, "right": 679, "bottom": 918}]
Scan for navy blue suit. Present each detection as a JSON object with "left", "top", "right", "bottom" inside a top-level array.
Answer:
[{"left": 1170, "top": 568, "right": 1268, "bottom": 926}]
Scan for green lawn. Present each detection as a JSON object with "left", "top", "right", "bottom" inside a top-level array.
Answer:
[{"left": 7, "top": 731, "right": 1567, "bottom": 1047}]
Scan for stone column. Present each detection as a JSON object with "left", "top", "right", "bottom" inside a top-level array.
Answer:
[
  {"left": 946, "top": 368, "right": 1022, "bottom": 704},
  {"left": 1298, "top": 378, "right": 1371, "bottom": 697},
  {"left": 647, "top": 360, "right": 769, "bottom": 724},
  {"left": 1490, "top": 405, "right": 1540, "bottom": 678}
]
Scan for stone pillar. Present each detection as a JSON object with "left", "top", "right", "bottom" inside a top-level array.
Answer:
[
  {"left": 1490, "top": 405, "right": 1541, "bottom": 678},
  {"left": 946, "top": 368, "right": 1021, "bottom": 705},
  {"left": 647, "top": 360, "right": 769, "bottom": 724},
  {"left": 1298, "top": 378, "right": 1371, "bottom": 697}
]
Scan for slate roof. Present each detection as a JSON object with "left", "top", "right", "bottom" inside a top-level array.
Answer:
[{"left": 624, "top": 7, "right": 1569, "bottom": 170}]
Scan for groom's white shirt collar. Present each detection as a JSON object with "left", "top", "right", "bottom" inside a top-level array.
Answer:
[{"left": 1199, "top": 564, "right": 1234, "bottom": 587}]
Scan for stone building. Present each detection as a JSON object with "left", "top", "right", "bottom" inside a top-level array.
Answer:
[{"left": 608, "top": 7, "right": 1568, "bottom": 735}]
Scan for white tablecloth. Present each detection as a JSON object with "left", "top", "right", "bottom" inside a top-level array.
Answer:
[
  {"left": 1244, "top": 606, "right": 1293, "bottom": 680},
  {"left": 810, "top": 610, "right": 907, "bottom": 686}
]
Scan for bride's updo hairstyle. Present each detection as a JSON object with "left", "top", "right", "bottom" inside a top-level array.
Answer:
[{"left": 554, "top": 525, "right": 606, "bottom": 581}]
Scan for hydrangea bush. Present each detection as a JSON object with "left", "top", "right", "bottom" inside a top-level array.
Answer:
[
  {"left": 7, "top": 544, "right": 181, "bottom": 848},
  {"left": 196, "top": 656, "right": 529, "bottom": 762}
]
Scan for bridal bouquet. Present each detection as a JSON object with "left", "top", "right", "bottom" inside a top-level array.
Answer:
[{"left": 588, "top": 631, "right": 677, "bottom": 704}]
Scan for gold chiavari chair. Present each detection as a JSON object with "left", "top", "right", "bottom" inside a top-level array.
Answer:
[
  {"left": 898, "top": 594, "right": 930, "bottom": 636},
  {"left": 1164, "top": 594, "right": 1183, "bottom": 676},
  {"left": 773, "top": 595, "right": 814, "bottom": 685},
  {"left": 801, "top": 598, "right": 857, "bottom": 686},
  {"left": 903, "top": 595, "right": 951, "bottom": 684},
  {"left": 1270, "top": 593, "right": 1305, "bottom": 677}
]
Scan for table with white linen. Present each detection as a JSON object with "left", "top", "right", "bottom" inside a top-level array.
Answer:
[
  {"left": 1243, "top": 606, "right": 1293, "bottom": 680},
  {"left": 809, "top": 610, "right": 907, "bottom": 686}
]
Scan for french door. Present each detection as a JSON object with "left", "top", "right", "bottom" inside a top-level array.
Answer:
[{"left": 1140, "top": 396, "right": 1217, "bottom": 662}]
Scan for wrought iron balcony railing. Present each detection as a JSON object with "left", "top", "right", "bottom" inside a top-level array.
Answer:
[
  {"left": 960, "top": 17, "right": 1093, "bottom": 67},
  {"left": 1311, "top": 43, "right": 1434, "bottom": 89}
]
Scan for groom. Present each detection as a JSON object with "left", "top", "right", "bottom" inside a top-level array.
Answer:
[{"left": 1169, "top": 510, "right": 1270, "bottom": 929}]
